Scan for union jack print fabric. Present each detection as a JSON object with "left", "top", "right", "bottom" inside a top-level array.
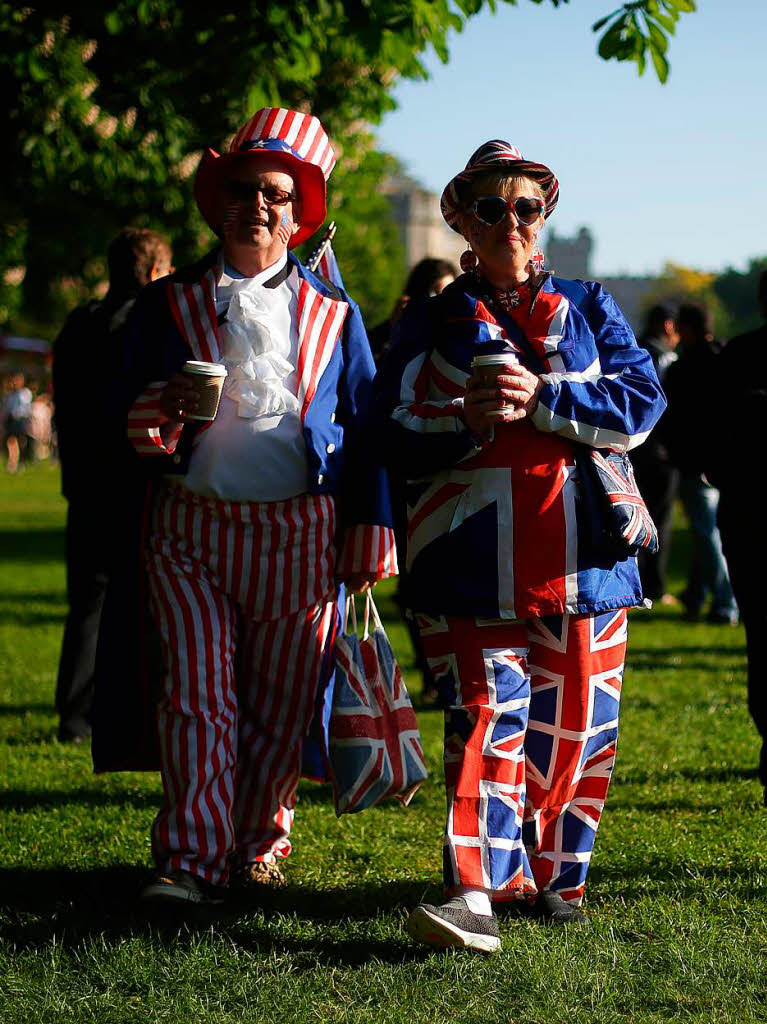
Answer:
[
  {"left": 329, "top": 595, "right": 427, "bottom": 814},
  {"left": 373, "top": 273, "right": 665, "bottom": 619},
  {"left": 586, "top": 449, "right": 659, "bottom": 554},
  {"left": 418, "top": 608, "right": 627, "bottom": 904}
]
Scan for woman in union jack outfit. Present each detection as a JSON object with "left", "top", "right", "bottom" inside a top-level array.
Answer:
[{"left": 374, "top": 140, "right": 666, "bottom": 952}]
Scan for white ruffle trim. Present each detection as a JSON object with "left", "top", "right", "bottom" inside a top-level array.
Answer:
[{"left": 220, "top": 289, "right": 299, "bottom": 418}]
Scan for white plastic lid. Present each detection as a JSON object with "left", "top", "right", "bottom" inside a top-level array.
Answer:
[
  {"left": 471, "top": 353, "right": 519, "bottom": 366},
  {"left": 182, "top": 361, "right": 227, "bottom": 376}
]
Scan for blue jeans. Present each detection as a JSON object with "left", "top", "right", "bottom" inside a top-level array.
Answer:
[{"left": 678, "top": 474, "right": 737, "bottom": 618}]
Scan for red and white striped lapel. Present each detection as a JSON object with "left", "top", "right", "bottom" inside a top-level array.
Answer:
[
  {"left": 295, "top": 278, "right": 348, "bottom": 421},
  {"left": 167, "top": 265, "right": 220, "bottom": 363}
]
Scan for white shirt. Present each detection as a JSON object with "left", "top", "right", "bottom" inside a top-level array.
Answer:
[{"left": 180, "top": 254, "right": 310, "bottom": 502}]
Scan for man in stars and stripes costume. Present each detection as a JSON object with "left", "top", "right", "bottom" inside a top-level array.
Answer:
[
  {"left": 92, "top": 107, "right": 396, "bottom": 907},
  {"left": 374, "top": 139, "right": 665, "bottom": 951}
]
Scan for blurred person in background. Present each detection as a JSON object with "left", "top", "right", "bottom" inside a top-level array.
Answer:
[
  {"left": 664, "top": 303, "right": 738, "bottom": 625},
  {"left": 1, "top": 372, "right": 32, "bottom": 472},
  {"left": 52, "top": 226, "right": 173, "bottom": 744},
  {"left": 25, "top": 391, "right": 53, "bottom": 461},
  {"left": 632, "top": 303, "right": 679, "bottom": 606},
  {"left": 368, "top": 257, "right": 457, "bottom": 364},
  {"left": 704, "top": 270, "right": 767, "bottom": 801},
  {"left": 371, "top": 257, "right": 458, "bottom": 701}
]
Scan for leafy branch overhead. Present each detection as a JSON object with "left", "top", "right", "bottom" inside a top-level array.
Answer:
[
  {"left": 593, "top": 0, "right": 697, "bottom": 83},
  {"left": 2, "top": 0, "right": 696, "bottom": 333}
]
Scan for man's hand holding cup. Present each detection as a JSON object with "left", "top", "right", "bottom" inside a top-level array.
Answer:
[{"left": 159, "top": 361, "right": 227, "bottom": 423}]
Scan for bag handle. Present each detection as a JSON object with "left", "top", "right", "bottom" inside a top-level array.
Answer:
[
  {"left": 343, "top": 593, "right": 358, "bottom": 636},
  {"left": 362, "top": 590, "right": 383, "bottom": 640}
]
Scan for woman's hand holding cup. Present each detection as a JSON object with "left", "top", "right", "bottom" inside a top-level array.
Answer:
[{"left": 463, "top": 356, "right": 542, "bottom": 437}]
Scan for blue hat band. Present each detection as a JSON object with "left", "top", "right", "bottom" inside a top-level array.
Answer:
[{"left": 237, "top": 138, "right": 302, "bottom": 160}]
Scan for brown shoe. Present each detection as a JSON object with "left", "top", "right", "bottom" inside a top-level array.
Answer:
[{"left": 237, "top": 861, "right": 287, "bottom": 889}]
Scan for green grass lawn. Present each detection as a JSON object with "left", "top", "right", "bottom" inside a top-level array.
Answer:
[{"left": 1, "top": 463, "right": 765, "bottom": 1023}]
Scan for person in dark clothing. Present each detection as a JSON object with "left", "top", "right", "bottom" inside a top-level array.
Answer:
[
  {"left": 704, "top": 271, "right": 767, "bottom": 800},
  {"left": 369, "top": 258, "right": 457, "bottom": 700},
  {"left": 368, "top": 258, "right": 457, "bottom": 364},
  {"left": 53, "top": 227, "right": 172, "bottom": 742},
  {"left": 632, "top": 303, "right": 679, "bottom": 604},
  {"left": 368, "top": 258, "right": 457, "bottom": 698},
  {"left": 663, "top": 302, "right": 737, "bottom": 624}
]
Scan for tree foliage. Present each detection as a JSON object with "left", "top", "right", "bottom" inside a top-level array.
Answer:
[
  {"left": 592, "top": 0, "right": 696, "bottom": 83},
  {"left": 2, "top": 1, "right": 696, "bottom": 335}
]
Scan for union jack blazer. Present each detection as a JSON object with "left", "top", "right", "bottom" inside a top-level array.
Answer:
[{"left": 373, "top": 273, "right": 666, "bottom": 620}]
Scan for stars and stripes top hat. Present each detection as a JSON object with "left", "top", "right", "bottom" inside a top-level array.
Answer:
[
  {"left": 440, "top": 139, "right": 559, "bottom": 233},
  {"left": 194, "top": 107, "right": 336, "bottom": 247}
]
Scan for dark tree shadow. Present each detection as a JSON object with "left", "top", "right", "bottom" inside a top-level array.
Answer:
[
  {"left": 0, "top": 867, "right": 437, "bottom": 965},
  {"left": 588, "top": 856, "right": 765, "bottom": 903},
  {"left": 614, "top": 765, "right": 759, "bottom": 787},
  {"left": 0, "top": 529, "right": 65, "bottom": 562},
  {"left": 0, "top": 702, "right": 53, "bottom": 717},
  {"left": 0, "top": 787, "right": 159, "bottom": 812}
]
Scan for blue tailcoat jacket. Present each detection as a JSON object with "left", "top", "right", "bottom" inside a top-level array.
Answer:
[{"left": 92, "top": 249, "right": 396, "bottom": 773}]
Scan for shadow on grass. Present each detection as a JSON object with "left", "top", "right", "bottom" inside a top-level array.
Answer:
[
  {"left": 588, "top": 855, "right": 765, "bottom": 903},
  {"left": 0, "top": 529, "right": 65, "bottom": 563},
  {"left": 0, "top": 608, "right": 65, "bottom": 627},
  {"left": 614, "top": 765, "right": 759, "bottom": 787},
  {"left": 0, "top": 786, "right": 159, "bottom": 812},
  {"left": 0, "top": 867, "right": 434, "bottom": 964},
  {"left": 0, "top": 702, "right": 54, "bottom": 717}
]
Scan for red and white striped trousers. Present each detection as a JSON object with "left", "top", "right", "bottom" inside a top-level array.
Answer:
[{"left": 146, "top": 482, "right": 337, "bottom": 885}]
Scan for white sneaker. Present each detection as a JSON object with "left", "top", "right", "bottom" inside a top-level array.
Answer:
[{"left": 407, "top": 896, "right": 501, "bottom": 953}]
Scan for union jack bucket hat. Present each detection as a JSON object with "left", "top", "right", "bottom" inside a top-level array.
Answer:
[
  {"left": 194, "top": 107, "right": 336, "bottom": 247},
  {"left": 440, "top": 139, "right": 559, "bottom": 232}
]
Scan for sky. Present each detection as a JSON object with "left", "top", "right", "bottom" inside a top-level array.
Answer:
[{"left": 376, "top": 0, "right": 766, "bottom": 278}]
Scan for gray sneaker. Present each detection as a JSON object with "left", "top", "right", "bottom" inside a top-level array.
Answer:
[
  {"left": 533, "top": 890, "right": 588, "bottom": 925},
  {"left": 407, "top": 897, "right": 501, "bottom": 953},
  {"left": 140, "top": 870, "right": 226, "bottom": 908}
]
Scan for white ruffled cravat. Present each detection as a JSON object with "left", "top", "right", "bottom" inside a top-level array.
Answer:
[{"left": 220, "top": 288, "right": 300, "bottom": 418}]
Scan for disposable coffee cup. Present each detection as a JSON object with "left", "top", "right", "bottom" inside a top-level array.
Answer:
[
  {"left": 471, "top": 353, "right": 519, "bottom": 419},
  {"left": 181, "top": 361, "right": 227, "bottom": 421}
]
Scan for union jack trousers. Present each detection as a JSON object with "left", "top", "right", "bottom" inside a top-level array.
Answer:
[
  {"left": 418, "top": 608, "right": 628, "bottom": 905},
  {"left": 146, "top": 482, "right": 337, "bottom": 885}
]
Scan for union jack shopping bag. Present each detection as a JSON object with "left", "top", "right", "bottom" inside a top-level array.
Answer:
[
  {"left": 581, "top": 449, "right": 659, "bottom": 557},
  {"left": 328, "top": 592, "right": 427, "bottom": 815}
]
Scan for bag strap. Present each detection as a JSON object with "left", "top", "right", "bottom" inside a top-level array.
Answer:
[
  {"left": 362, "top": 590, "right": 383, "bottom": 640},
  {"left": 343, "top": 594, "right": 357, "bottom": 636}
]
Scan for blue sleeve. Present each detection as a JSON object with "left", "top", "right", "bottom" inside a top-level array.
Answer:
[
  {"left": 334, "top": 296, "right": 398, "bottom": 577},
  {"left": 372, "top": 300, "right": 481, "bottom": 479},
  {"left": 531, "top": 281, "right": 666, "bottom": 452}
]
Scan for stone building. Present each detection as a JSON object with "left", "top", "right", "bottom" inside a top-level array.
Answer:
[{"left": 381, "top": 173, "right": 465, "bottom": 272}]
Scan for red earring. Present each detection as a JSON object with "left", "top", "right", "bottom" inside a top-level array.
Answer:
[
  {"left": 460, "top": 248, "right": 478, "bottom": 273},
  {"left": 531, "top": 244, "right": 545, "bottom": 273}
]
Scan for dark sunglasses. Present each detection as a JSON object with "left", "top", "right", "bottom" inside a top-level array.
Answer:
[
  {"left": 225, "top": 181, "right": 296, "bottom": 206},
  {"left": 472, "top": 195, "right": 545, "bottom": 227}
]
